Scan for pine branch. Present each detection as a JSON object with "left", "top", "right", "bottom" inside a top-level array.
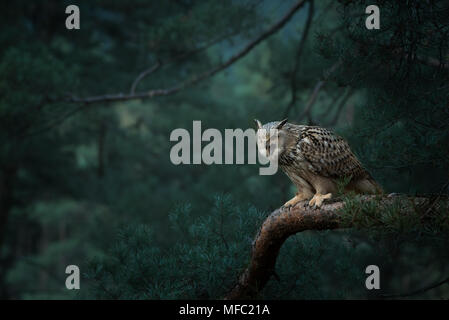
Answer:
[
  {"left": 296, "top": 60, "right": 342, "bottom": 124},
  {"left": 130, "top": 61, "right": 161, "bottom": 94},
  {"left": 224, "top": 198, "right": 344, "bottom": 300},
  {"left": 64, "top": 0, "right": 309, "bottom": 105},
  {"left": 284, "top": 0, "right": 315, "bottom": 118},
  {"left": 322, "top": 87, "right": 354, "bottom": 126},
  {"left": 224, "top": 195, "right": 442, "bottom": 300},
  {"left": 129, "top": 25, "right": 257, "bottom": 94}
]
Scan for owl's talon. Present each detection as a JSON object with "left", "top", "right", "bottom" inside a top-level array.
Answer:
[
  {"left": 308, "top": 193, "right": 332, "bottom": 208},
  {"left": 283, "top": 197, "right": 298, "bottom": 209}
]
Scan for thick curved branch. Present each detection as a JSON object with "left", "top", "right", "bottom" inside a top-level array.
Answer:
[
  {"left": 224, "top": 195, "right": 436, "bottom": 300},
  {"left": 224, "top": 198, "right": 344, "bottom": 300},
  {"left": 65, "top": 0, "right": 308, "bottom": 105}
]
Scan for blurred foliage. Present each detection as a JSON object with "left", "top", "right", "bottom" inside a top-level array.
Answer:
[
  {"left": 0, "top": 0, "right": 448, "bottom": 299},
  {"left": 86, "top": 195, "right": 266, "bottom": 299}
]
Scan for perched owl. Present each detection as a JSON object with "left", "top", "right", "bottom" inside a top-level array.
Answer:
[{"left": 255, "top": 119, "right": 382, "bottom": 208}]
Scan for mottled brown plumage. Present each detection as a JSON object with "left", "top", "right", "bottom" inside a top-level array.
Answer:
[{"left": 255, "top": 119, "right": 382, "bottom": 208}]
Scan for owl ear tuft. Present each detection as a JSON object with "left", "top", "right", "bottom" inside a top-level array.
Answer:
[
  {"left": 254, "top": 119, "right": 262, "bottom": 129},
  {"left": 277, "top": 118, "right": 288, "bottom": 129}
]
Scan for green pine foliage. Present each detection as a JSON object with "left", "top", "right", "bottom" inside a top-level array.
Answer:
[
  {"left": 85, "top": 195, "right": 266, "bottom": 299},
  {"left": 1, "top": 0, "right": 448, "bottom": 299},
  {"left": 84, "top": 193, "right": 449, "bottom": 299},
  {"left": 319, "top": 0, "right": 449, "bottom": 194},
  {"left": 84, "top": 195, "right": 372, "bottom": 299}
]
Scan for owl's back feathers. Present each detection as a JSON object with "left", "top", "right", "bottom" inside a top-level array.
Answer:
[
  {"left": 279, "top": 124, "right": 381, "bottom": 193},
  {"left": 296, "top": 126, "right": 367, "bottom": 179}
]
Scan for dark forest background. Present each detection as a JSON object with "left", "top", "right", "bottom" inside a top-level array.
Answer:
[{"left": 0, "top": 0, "right": 448, "bottom": 299}]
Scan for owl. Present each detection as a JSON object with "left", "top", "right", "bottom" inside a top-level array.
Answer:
[{"left": 255, "top": 118, "right": 382, "bottom": 208}]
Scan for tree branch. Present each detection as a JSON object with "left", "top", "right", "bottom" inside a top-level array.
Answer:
[
  {"left": 414, "top": 54, "right": 449, "bottom": 71},
  {"left": 284, "top": 0, "right": 315, "bottom": 118},
  {"left": 130, "top": 61, "right": 161, "bottom": 94},
  {"left": 65, "top": 0, "right": 308, "bottom": 105},
  {"left": 318, "top": 88, "right": 346, "bottom": 118},
  {"left": 224, "top": 198, "right": 344, "bottom": 300},
  {"left": 129, "top": 25, "right": 258, "bottom": 95},
  {"left": 296, "top": 60, "right": 342, "bottom": 124},
  {"left": 224, "top": 195, "right": 438, "bottom": 300},
  {"left": 322, "top": 87, "right": 353, "bottom": 127}
]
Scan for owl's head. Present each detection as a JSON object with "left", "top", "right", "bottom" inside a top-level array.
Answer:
[{"left": 254, "top": 118, "right": 289, "bottom": 160}]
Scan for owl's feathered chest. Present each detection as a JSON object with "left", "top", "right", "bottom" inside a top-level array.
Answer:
[
  {"left": 279, "top": 145, "right": 303, "bottom": 167},
  {"left": 278, "top": 128, "right": 307, "bottom": 169},
  {"left": 279, "top": 155, "right": 316, "bottom": 190},
  {"left": 279, "top": 144, "right": 311, "bottom": 180}
]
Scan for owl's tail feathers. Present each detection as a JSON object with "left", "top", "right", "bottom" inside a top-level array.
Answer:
[
  {"left": 367, "top": 177, "right": 384, "bottom": 194},
  {"left": 355, "top": 175, "right": 384, "bottom": 195}
]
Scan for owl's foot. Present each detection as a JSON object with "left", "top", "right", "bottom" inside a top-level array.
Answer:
[
  {"left": 308, "top": 193, "right": 332, "bottom": 208},
  {"left": 283, "top": 194, "right": 309, "bottom": 210},
  {"left": 283, "top": 197, "right": 300, "bottom": 210}
]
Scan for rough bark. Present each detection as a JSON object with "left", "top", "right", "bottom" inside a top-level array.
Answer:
[{"left": 224, "top": 195, "right": 434, "bottom": 300}]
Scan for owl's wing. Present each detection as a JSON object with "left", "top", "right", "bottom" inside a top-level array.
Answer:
[{"left": 297, "top": 126, "right": 368, "bottom": 179}]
